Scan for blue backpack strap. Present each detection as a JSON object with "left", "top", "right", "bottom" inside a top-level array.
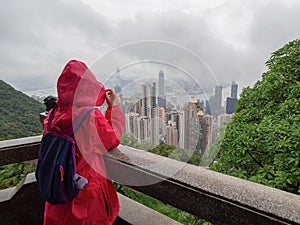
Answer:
[
  {"left": 70, "top": 107, "right": 98, "bottom": 137},
  {"left": 46, "top": 108, "right": 56, "bottom": 132},
  {"left": 47, "top": 107, "right": 97, "bottom": 137}
]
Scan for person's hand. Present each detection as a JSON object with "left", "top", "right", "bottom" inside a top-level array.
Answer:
[{"left": 105, "top": 89, "right": 119, "bottom": 106}]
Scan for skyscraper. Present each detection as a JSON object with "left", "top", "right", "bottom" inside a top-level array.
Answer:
[
  {"left": 226, "top": 82, "right": 238, "bottom": 114},
  {"left": 209, "top": 85, "right": 224, "bottom": 117},
  {"left": 215, "top": 85, "right": 222, "bottom": 108},
  {"left": 202, "top": 115, "right": 213, "bottom": 153},
  {"left": 231, "top": 81, "right": 238, "bottom": 98},
  {"left": 165, "top": 109, "right": 179, "bottom": 146},
  {"left": 158, "top": 70, "right": 166, "bottom": 108},
  {"left": 141, "top": 82, "right": 156, "bottom": 118},
  {"left": 150, "top": 107, "right": 160, "bottom": 145},
  {"left": 137, "top": 116, "right": 150, "bottom": 143},
  {"left": 183, "top": 97, "right": 202, "bottom": 152},
  {"left": 166, "top": 121, "right": 179, "bottom": 147},
  {"left": 226, "top": 98, "right": 237, "bottom": 114},
  {"left": 158, "top": 70, "right": 164, "bottom": 96}
]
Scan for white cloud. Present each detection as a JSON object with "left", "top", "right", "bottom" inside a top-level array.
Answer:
[{"left": 0, "top": 0, "right": 299, "bottom": 93}]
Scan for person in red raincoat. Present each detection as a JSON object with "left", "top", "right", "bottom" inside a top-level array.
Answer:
[{"left": 43, "top": 60, "right": 124, "bottom": 225}]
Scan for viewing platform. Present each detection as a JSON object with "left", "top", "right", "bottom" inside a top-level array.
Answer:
[{"left": 0, "top": 136, "right": 300, "bottom": 225}]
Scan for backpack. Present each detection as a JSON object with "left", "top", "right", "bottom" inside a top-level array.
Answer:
[{"left": 35, "top": 107, "right": 96, "bottom": 204}]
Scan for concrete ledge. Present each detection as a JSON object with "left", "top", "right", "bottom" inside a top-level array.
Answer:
[
  {"left": 105, "top": 145, "right": 300, "bottom": 225},
  {"left": 0, "top": 172, "right": 182, "bottom": 225},
  {"left": 118, "top": 193, "right": 182, "bottom": 225},
  {"left": 0, "top": 136, "right": 41, "bottom": 166}
]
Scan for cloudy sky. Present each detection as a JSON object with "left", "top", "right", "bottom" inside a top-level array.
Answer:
[{"left": 0, "top": 0, "right": 299, "bottom": 95}]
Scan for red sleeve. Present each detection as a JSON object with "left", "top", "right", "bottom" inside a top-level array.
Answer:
[{"left": 95, "top": 105, "right": 124, "bottom": 151}]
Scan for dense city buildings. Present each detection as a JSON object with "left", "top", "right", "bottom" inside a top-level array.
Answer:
[{"left": 121, "top": 68, "right": 238, "bottom": 154}]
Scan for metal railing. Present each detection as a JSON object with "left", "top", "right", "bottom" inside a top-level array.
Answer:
[{"left": 0, "top": 136, "right": 300, "bottom": 225}]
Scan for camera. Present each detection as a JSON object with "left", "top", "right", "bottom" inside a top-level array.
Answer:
[{"left": 74, "top": 173, "right": 88, "bottom": 190}]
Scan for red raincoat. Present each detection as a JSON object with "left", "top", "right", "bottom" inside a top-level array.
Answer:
[{"left": 43, "top": 60, "right": 124, "bottom": 225}]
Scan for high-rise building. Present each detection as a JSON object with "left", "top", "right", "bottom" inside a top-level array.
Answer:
[
  {"left": 218, "top": 114, "right": 234, "bottom": 128},
  {"left": 158, "top": 107, "right": 166, "bottom": 136},
  {"left": 165, "top": 108, "right": 179, "bottom": 146},
  {"left": 209, "top": 86, "right": 224, "bottom": 117},
  {"left": 127, "top": 82, "right": 160, "bottom": 145},
  {"left": 141, "top": 82, "right": 156, "bottom": 118},
  {"left": 165, "top": 108, "right": 179, "bottom": 131},
  {"left": 150, "top": 107, "right": 160, "bottom": 145},
  {"left": 231, "top": 81, "right": 238, "bottom": 98},
  {"left": 114, "top": 84, "right": 121, "bottom": 94},
  {"left": 205, "top": 100, "right": 211, "bottom": 115},
  {"left": 125, "top": 112, "right": 140, "bottom": 138},
  {"left": 158, "top": 70, "right": 164, "bottom": 96},
  {"left": 137, "top": 116, "right": 150, "bottom": 143},
  {"left": 158, "top": 70, "right": 166, "bottom": 108},
  {"left": 178, "top": 111, "right": 185, "bottom": 149},
  {"left": 226, "top": 97, "right": 237, "bottom": 114},
  {"left": 215, "top": 85, "right": 222, "bottom": 108},
  {"left": 202, "top": 115, "right": 213, "bottom": 153},
  {"left": 226, "top": 82, "right": 238, "bottom": 114},
  {"left": 166, "top": 121, "right": 179, "bottom": 147},
  {"left": 183, "top": 97, "right": 202, "bottom": 152}
]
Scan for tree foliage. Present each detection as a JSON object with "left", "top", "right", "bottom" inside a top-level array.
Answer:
[
  {"left": 211, "top": 39, "right": 300, "bottom": 194},
  {"left": 0, "top": 80, "right": 45, "bottom": 140},
  {"left": 0, "top": 163, "right": 36, "bottom": 189},
  {"left": 121, "top": 133, "right": 202, "bottom": 166}
]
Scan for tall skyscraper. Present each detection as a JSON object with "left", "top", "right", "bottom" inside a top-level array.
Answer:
[
  {"left": 165, "top": 109, "right": 179, "bottom": 146},
  {"left": 231, "top": 81, "right": 238, "bottom": 98},
  {"left": 158, "top": 70, "right": 166, "bottom": 108},
  {"left": 226, "top": 82, "right": 238, "bottom": 114},
  {"left": 134, "top": 82, "right": 160, "bottom": 145},
  {"left": 158, "top": 70, "right": 164, "bottom": 96},
  {"left": 215, "top": 85, "right": 222, "bottom": 107},
  {"left": 205, "top": 100, "right": 211, "bottom": 115},
  {"left": 209, "top": 85, "right": 224, "bottom": 117},
  {"left": 137, "top": 116, "right": 150, "bottom": 143},
  {"left": 202, "top": 115, "right": 213, "bottom": 153},
  {"left": 150, "top": 107, "right": 160, "bottom": 145},
  {"left": 226, "top": 98, "right": 237, "bottom": 114},
  {"left": 126, "top": 112, "right": 139, "bottom": 137},
  {"left": 141, "top": 82, "right": 156, "bottom": 118},
  {"left": 183, "top": 97, "right": 202, "bottom": 152}
]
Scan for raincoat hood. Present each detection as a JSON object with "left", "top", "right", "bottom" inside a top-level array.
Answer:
[{"left": 57, "top": 60, "right": 106, "bottom": 108}]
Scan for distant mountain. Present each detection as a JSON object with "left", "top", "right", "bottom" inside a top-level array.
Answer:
[{"left": 0, "top": 80, "right": 45, "bottom": 140}]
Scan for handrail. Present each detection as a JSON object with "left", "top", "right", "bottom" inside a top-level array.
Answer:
[
  {"left": 0, "top": 135, "right": 41, "bottom": 166},
  {"left": 0, "top": 137, "right": 299, "bottom": 225}
]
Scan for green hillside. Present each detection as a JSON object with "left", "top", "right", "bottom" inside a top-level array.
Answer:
[{"left": 0, "top": 80, "right": 45, "bottom": 140}]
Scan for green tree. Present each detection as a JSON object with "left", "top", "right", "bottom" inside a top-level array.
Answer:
[
  {"left": 211, "top": 39, "right": 300, "bottom": 194},
  {"left": 0, "top": 163, "right": 36, "bottom": 189},
  {"left": 0, "top": 80, "right": 44, "bottom": 140},
  {"left": 122, "top": 134, "right": 203, "bottom": 166}
]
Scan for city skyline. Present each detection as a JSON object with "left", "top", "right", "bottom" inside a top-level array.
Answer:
[{"left": 122, "top": 69, "right": 238, "bottom": 154}]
